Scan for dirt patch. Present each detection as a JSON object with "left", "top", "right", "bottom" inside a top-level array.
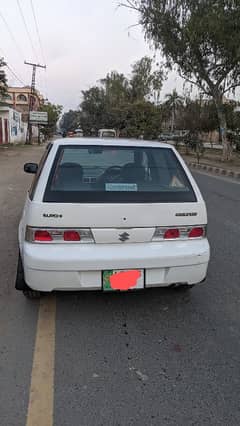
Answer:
[{"left": 180, "top": 148, "right": 240, "bottom": 173}]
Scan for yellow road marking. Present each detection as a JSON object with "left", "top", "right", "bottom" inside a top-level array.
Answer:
[{"left": 26, "top": 295, "right": 56, "bottom": 426}]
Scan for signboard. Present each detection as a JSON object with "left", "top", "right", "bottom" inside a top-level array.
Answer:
[{"left": 29, "top": 111, "right": 48, "bottom": 124}]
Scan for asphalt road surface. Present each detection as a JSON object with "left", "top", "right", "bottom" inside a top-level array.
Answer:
[{"left": 0, "top": 144, "right": 240, "bottom": 426}]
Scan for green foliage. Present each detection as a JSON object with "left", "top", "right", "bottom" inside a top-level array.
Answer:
[
  {"left": 128, "top": 1, "right": 240, "bottom": 96},
  {"left": 119, "top": 101, "right": 163, "bottom": 139},
  {"left": 235, "top": 136, "right": 240, "bottom": 152},
  {"left": 60, "top": 109, "right": 81, "bottom": 133},
  {"left": 122, "top": 0, "right": 240, "bottom": 159},
  {"left": 182, "top": 130, "right": 205, "bottom": 163},
  {"left": 100, "top": 71, "right": 130, "bottom": 106},
  {"left": 178, "top": 98, "right": 218, "bottom": 134},
  {"left": 79, "top": 87, "right": 107, "bottom": 135},
  {"left": 130, "top": 56, "right": 163, "bottom": 102},
  {"left": 164, "top": 89, "right": 184, "bottom": 131},
  {"left": 76, "top": 56, "right": 164, "bottom": 138},
  {"left": 40, "top": 102, "right": 62, "bottom": 138},
  {"left": 224, "top": 101, "right": 239, "bottom": 132},
  {"left": 0, "top": 58, "right": 8, "bottom": 100}
]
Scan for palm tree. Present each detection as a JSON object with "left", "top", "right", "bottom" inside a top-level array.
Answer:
[{"left": 164, "top": 89, "right": 184, "bottom": 133}]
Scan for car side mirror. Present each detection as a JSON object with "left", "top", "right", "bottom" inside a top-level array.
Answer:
[{"left": 24, "top": 163, "right": 38, "bottom": 174}]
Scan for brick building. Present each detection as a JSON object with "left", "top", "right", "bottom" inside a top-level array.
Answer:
[
  {"left": 4, "top": 86, "right": 44, "bottom": 122},
  {"left": 0, "top": 85, "right": 43, "bottom": 143}
]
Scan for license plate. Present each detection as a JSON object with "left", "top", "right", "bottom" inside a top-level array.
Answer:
[{"left": 103, "top": 269, "right": 144, "bottom": 291}]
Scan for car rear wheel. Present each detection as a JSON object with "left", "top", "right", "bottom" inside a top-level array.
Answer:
[
  {"left": 172, "top": 284, "right": 195, "bottom": 291},
  {"left": 23, "top": 289, "right": 41, "bottom": 299},
  {"left": 16, "top": 253, "right": 41, "bottom": 299}
]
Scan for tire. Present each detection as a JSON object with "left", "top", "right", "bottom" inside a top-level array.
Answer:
[
  {"left": 23, "top": 289, "right": 41, "bottom": 299},
  {"left": 15, "top": 252, "right": 41, "bottom": 299},
  {"left": 15, "top": 253, "right": 28, "bottom": 291},
  {"left": 172, "top": 284, "right": 195, "bottom": 292}
]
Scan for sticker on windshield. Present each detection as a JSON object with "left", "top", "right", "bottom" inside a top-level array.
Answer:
[{"left": 105, "top": 183, "right": 138, "bottom": 192}]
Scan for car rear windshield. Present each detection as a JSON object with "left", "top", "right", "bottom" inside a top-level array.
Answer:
[{"left": 43, "top": 145, "right": 197, "bottom": 203}]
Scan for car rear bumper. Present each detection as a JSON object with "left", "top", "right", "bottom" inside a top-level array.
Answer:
[{"left": 22, "top": 240, "right": 210, "bottom": 291}]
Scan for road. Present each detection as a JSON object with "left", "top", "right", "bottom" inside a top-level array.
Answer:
[{"left": 0, "top": 144, "right": 240, "bottom": 426}]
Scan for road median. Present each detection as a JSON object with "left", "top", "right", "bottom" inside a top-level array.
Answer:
[{"left": 186, "top": 160, "right": 240, "bottom": 180}]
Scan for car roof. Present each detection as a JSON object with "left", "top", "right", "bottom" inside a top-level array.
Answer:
[{"left": 51, "top": 138, "right": 172, "bottom": 149}]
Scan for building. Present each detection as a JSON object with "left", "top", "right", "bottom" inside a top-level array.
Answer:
[
  {"left": 0, "top": 85, "right": 44, "bottom": 143},
  {"left": 4, "top": 86, "right": 44, "bottom": 122},
  {"left": 0, "top": 103, "right": 26, "bottom": 144}
]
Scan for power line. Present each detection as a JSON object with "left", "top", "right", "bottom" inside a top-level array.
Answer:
[
  {"left": 7, "top": 65, "right": 26, "bottom": 86},
  {"left": 16, "top": 0, "right": 39, "bottom": 61},
  {"left": 0, "top": 10, "right": 25, "bottom": 58},
  {"left": 30, "top": 0, "right": 46, "bottom": 64},
  {"left": 0, "top": 47, "right": 27, "bottom": 86},
  {"left": 29, "top": 0, "right": 48, "bottom": 97}
]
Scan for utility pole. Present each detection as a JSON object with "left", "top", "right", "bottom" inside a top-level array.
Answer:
[{"left": 24, "top": 61, "right": 46, "bottom": 144}]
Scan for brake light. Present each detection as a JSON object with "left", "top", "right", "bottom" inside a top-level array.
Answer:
[
  {"left": 26, "top": 226, "right": 94, "bottom": 243},
  {"left": 189, "top": 227, "right": 204, "bottom": 238},
  {"left": 34, "top": 230, "right": 53, "bottom": 241},
  {"left": 152, "top": 225, "right": 206, "bottom": 241},
  {"left": 64, "top": 231, "right": 80, "bottom": 241},
  {"left": 164, "top": 229, "right": 180, "bottom": 239}
]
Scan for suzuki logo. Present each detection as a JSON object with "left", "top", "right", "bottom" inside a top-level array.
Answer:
[{"left": 119, "top": 232, "right": 130, "bottom": 242}]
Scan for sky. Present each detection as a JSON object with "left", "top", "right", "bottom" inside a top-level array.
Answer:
[{"left": 0, "top": 0, "right": 183, "bottom": 111}]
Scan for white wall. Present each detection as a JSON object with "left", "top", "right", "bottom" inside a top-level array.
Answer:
[
  {"left": 0, "top": 108, "right": 38, "bottom": 143},
  {"left": 9, "top": 109, "right": 24, "bottom": 143},
  {"left": 0, "top": 110, "right": 9, "bottom": 143}
]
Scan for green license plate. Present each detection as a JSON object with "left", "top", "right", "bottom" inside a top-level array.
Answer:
[{"left": 103, "top": 269, "right": 144, "bottom": 292}]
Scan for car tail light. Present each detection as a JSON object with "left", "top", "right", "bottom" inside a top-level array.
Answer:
[
  {"left": 63, "top": 231, "right": 80, "bottom": 241},
  {"left": 25, "top": 226, "right": 94, "bottom": 243},
  {"left": 34, "top": 230, "right": 53, "bottom": 242},
  {"left": 152, "top": 226, "right": 206, "bottom": 241},
  {"left": 188, "top": 227, "right": 204, "bottom": 238},
  {"left": 164, "top": 228, "right": 180, "bottom": 239}
]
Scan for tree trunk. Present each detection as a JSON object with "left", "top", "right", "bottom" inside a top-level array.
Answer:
[
  {"left": 171, "top": 109, "right": 174, "bottom": 133},
  {"left": 215, "top": 97, "right": 232, "bottom": 161}
]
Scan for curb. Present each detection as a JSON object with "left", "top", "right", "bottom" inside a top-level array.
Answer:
[{"left": 187, "top": 162, "right": 240, "bottom": 180}]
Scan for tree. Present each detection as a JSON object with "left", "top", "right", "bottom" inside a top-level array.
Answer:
[
  {"left": 79, "top": 86, "right": 106, "bottom": 135},
  {"left": 121, "top": 0, "right": 240, "bottom": 160},
  {"left": 78, "top": 56, "right": 164, "bottom": 136},
  {"left": 60, "top": 109, "right": 80, "bottom": 133},
  {"left": 224, "top": 100, "right": 239, "bottom": 132},
  {"left": 0, "top": 58, "right": 8, "bottom": 100},
  {"left": 119, "top": 101, "right": 162, "bottom": 139},
  {"left": 40, "top": 102, "right": 62, "bottom": 139},
  {"left": 99, "top": 71, "right": 131, "bottom": 135},
  {"left": 164, "top": 89, "right": 184, "bottom": 132},
  {"left": 130, "top": 56, "right": 163, "bottom": 103},
  {"left": 100, "top": 71, "right": 130, "bottom": 107},
  {"left": 178, "top": 98, "right": 218, "bottom": 135}
]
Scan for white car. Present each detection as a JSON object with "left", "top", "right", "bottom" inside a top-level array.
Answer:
[
  {"left": 73, "top": 128, "right": 83, "bottom": 137},
  {"left": 98, "top": 129, "right": 116, "bottom": 138},
  {"left": 16, "top": 138, "right": 210, "bottom": 298}
]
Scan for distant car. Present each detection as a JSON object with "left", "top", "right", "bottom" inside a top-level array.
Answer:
[
  {"left": 158, "top": 131, "right": 189, "bottom": 142},
  {"left": 73, "top": 129, "right": 83, "bottom": 137},
  {"left": 98, "top": 129, "right": 116, "bottom": 138},
  {"left": 158, "top": 133, "right": 177, "bottom": 141},
  {"left": 16, "top": 138, "right": 210, "bottom": 298}
]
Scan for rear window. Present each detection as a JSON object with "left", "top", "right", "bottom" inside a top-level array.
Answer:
[{"left": 43, "top": 145, "right": 196, "bottom": 203}]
